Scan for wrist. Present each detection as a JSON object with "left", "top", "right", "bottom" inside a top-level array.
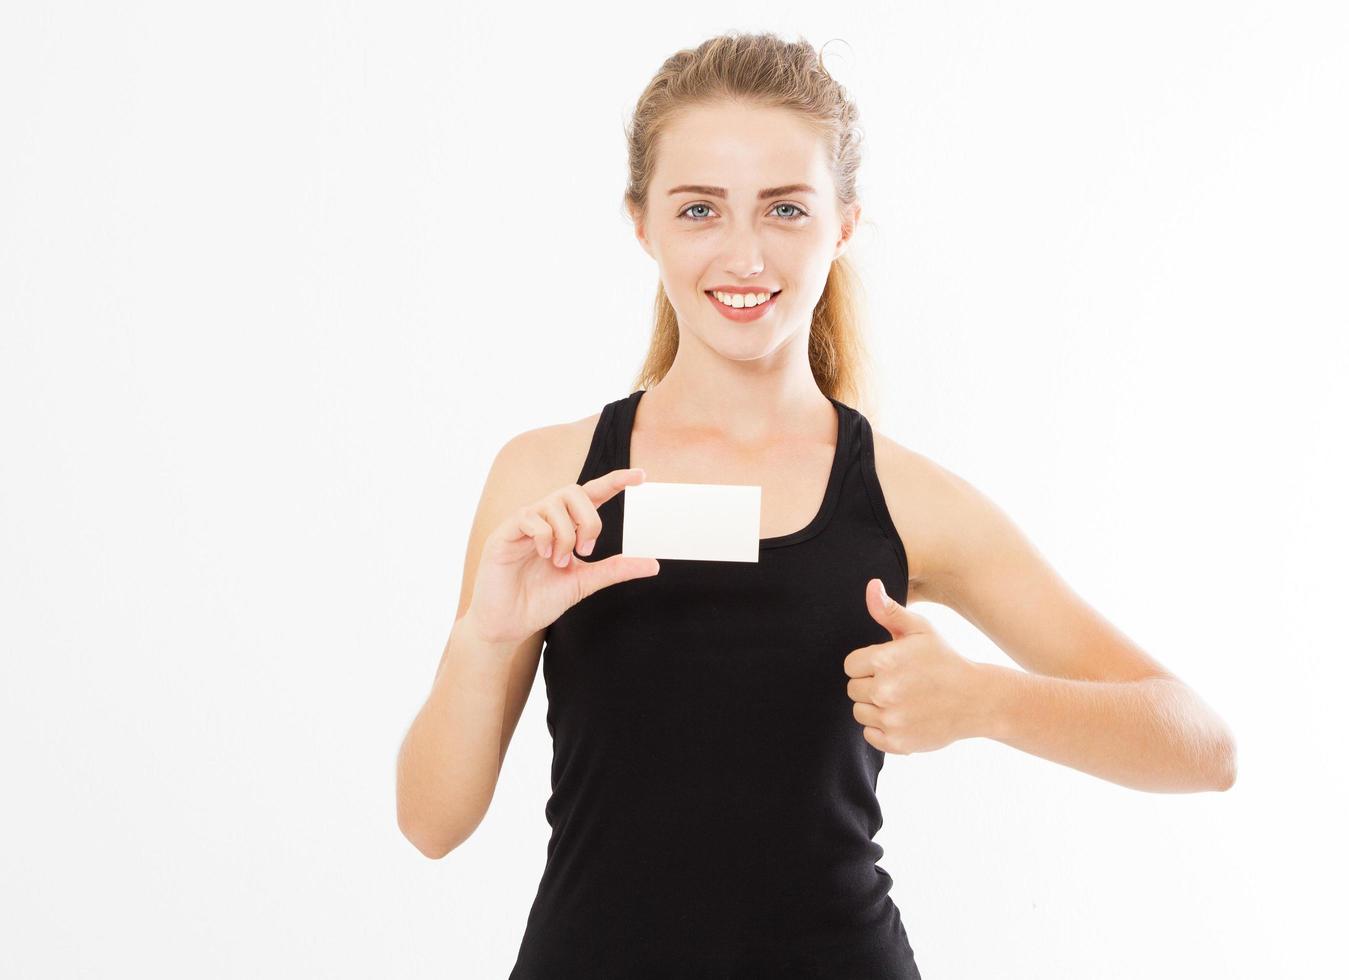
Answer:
[
  {"left": 456, "top": 608, "right": 523, "bottom": 658},
  {"left": 429, "top": 611, "right": 520, "bottom": 692}
]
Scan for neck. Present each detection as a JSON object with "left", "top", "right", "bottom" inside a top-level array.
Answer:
[{"left": 640, "top": 330, "right": 832, "bottom": 445}]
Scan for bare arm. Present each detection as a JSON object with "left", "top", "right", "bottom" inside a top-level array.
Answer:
[
  {"left": 873, "top": 433, "right": 1237, "bottom": 793},
  {"left": 395, "top": 429, "right": 560, "bottom": 859},
  {"left": 398, "top": 611, "right": 539, "bottom": 858},
  {"left": 972, "top": 667, "right": 1235, "bottom": 792}
]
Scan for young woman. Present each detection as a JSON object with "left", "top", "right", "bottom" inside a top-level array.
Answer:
[{"left": 397, "top": 32, "right": 1237, "bottom": 979}]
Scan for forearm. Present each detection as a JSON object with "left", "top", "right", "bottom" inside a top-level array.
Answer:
[
  {"left": 972, "top": 664, "right": 1237, "bottom": 793},
  {"left": 396, "top": 614, "right": 519, "bottom": 858}
]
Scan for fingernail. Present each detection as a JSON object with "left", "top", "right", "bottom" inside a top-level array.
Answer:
[
  {"left": 579, "top": 539, "right": 594, "bottom": 556},
  {"left": 879, "top": 580, "right": 894, "bottom": 607}
]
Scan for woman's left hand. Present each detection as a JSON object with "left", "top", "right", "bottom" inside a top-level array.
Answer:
[{"left": 844, "top": 578, "right": 990, "bottom": 754}]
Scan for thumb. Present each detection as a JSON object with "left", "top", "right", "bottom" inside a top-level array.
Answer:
[
  {"left": 574, "top": 553, "right": 661, "bottom": 599},
  {"left": 866, "top": 577, "right": 925, "bottom": 636}
]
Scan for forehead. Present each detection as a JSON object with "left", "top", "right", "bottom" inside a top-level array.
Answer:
[{"left": 653, "top": 102, "right": 830, "bottom": 190}]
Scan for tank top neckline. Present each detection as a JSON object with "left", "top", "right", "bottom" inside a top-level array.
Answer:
[{"left": 614, "top": 387, "right": 852, "bottom": 550}]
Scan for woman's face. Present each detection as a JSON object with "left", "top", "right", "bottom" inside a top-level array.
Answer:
[{"left": 633, "top": 101, "right": 859, "bottom": 361}]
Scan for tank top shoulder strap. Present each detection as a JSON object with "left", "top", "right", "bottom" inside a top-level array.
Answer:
[
  {"left": 576, "top": 390, "right": 643, "bottom": 485},
  {"left": 847, "top": 405, "right": 911, "bottom": 602}
]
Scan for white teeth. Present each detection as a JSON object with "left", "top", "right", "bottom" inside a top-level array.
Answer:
[{"left": 712, "top": 290, "right": 773, "bottom": 308}]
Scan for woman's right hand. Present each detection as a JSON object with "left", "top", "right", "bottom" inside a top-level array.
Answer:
[{"left": 463, "top": 467, "right": 661, "bottom": 645}]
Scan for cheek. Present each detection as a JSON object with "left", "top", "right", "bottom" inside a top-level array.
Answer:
[
  {"left": 792, "top": 238, "right": 837, "bottom": 272},
  {"left": 657, "top": 243, "right": 707, "bottom": 281}
]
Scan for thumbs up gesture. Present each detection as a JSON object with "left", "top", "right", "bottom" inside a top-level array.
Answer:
[{"left": 844, "top": 578, "right": 988, "bottom": 755}]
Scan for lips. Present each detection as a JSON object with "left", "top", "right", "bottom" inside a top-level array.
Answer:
[
  {"left": 705, "top": 288, "right": 781, "bottom": 304},
  {"left": 704, "top": 288, "right": 782, "bottom": 322}
]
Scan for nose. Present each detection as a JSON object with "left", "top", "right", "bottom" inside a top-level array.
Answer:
[{"left": 717, "top": 223, "right": 765, "bottom": 281}]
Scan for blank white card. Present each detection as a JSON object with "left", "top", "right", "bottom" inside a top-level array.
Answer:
[{"left": 621, "top": 481, "right": 761, "bottom": 562}]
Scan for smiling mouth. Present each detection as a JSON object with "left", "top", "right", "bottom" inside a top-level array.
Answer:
[{"left": 704, "top": 289, "right": 782, "bottom": 309}]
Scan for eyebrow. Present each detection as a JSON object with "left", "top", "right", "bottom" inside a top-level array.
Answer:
[{"left": 666, "top": 183, "right": 817, "bottom": 200}]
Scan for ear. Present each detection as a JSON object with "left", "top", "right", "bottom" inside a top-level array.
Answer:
[{"left": 833, "top": 203, "right": 861, "bottom": 260}]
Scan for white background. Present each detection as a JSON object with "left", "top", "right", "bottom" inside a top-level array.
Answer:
[{"left": 3, "top": 2, "right": 1346, "bottom": 977}]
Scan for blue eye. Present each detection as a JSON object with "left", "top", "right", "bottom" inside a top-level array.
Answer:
[{"left": 676, "top": 202, "right": 810, "bottom": 222}]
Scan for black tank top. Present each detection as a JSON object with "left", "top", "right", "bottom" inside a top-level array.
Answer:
[{"left": 508, "top": 389, "right": 922, "bottom": 979}]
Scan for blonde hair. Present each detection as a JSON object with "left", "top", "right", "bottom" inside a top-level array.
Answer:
[{"left": 623, "top": 31, "right": 877, "bottom": 416}]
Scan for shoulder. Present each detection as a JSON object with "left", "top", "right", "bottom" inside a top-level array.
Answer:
[
  {"left": 867, "top": 425, "right": 1007, "bottom": 607},
  {"left": 456, "top": 409, "right": 602, "bottom": 615},
  {"left": 488, "top": 409, "right": 602, "bottom": 498}
]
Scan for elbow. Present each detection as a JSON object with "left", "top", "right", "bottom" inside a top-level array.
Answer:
[
  {"left": 395, "top": 745, "right": 491, "bottom": 858},
  {"left": 398, "top": 810, "right": 459, "bottom": 860},
  {"left": 398, "top": 791, "right": 485, "bottom": 859},
  {"left": 1211, "top": 732, "right": 1238, "bottom": 792},
  {"left": 412, "top": 838, "right": 455, "bottom": 861},
  {"left": 397, "top": 792, "right": 469, "bottom": 859},
  {"left": 1221, "top": 737, "right": 1238, "bottom": 791}
]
